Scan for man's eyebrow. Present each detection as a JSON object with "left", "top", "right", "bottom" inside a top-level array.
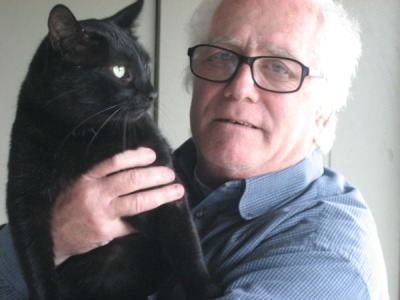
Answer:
[
  {"left": 207, "top": 36, "right": 241, "bottom": 46},
  {"left": 262, "top": 45, "right": 298, "bottom": 59},
  {"left": 206, "top": 36, "right": 298, "bottom": 59}
]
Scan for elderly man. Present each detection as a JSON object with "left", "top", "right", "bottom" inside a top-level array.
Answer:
[{"left": 0, "top": 0, "right": 389, "bottom": 299}]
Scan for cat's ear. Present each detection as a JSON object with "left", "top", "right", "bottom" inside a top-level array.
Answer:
[
  {"left": 105, "top": 0, "right": 144, "bottom": 29},
  {"left": 47, "top": 5, "right": 94, "bottom": 64}
]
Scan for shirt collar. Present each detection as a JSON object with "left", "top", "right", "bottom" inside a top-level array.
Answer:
[
  {"left": 239, "top": 149, "right": 324, "bottom": 219},
  {"left": 174, "top": 139, "right": 324, "bottom": 219}
]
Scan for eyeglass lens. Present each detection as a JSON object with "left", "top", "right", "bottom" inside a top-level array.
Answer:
[{"left": 190, "top": 45, "right": 305, "bottom": 93}]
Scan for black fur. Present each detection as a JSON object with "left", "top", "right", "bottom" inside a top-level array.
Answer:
[{"left": 6, "top": 1, "right": 218, "bottom": 299}]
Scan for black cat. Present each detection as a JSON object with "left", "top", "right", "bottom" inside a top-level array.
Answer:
[{"left": 6, "top": 1, "right": 218, "bottom": 299}]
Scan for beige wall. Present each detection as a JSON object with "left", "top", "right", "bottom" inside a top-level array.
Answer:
[
  {"left": 331, "top": 1, "right": 400, "bottom": 299},
  {"left": 0, "top": 0, "right": 399, "bottom": 298}
]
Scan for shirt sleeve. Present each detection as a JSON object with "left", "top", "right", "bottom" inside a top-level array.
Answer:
[
  {"left": 216, "top": 244, "right": 370, "bottom": 300},
  {"left": 0, "top": 224, "right": 29, "bottom": 300},
  {"left": 207, "top": 199, "right": 388, "bottom": 300},
  {"left": 157, "top": 244, "right": 372, "bottom": 300}
]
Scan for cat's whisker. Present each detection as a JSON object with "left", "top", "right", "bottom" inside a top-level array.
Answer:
[
  {"left": 44, "top": 88, "right": 82, "bottom": 107},
  {"left": 85, "top": 106, "right": 124, "bottom": 155},
  {"left": 57, "top": 104, "right": 121, "bottom": 154}
]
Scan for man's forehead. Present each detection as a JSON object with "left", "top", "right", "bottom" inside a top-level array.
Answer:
[
  {"left": 213, "top": 0, "right": 323, "bottom": 27},
  {"left": 209, "top": 0, "right": 323, "bottom": 61}
]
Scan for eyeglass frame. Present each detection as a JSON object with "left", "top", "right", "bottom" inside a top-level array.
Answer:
[{"left": 187, "top": 44, "right": 325, "bottom": 94}]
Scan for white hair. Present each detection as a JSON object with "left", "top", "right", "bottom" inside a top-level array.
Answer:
[
  {"left": 185, "top": 0, "right": 362, "bottom": 153},
  {"left": 184, "top": 0, "right": 222, "bottom": 89},
  {"left": 310, "top": 0, "right": 362, "bottom": 153}
]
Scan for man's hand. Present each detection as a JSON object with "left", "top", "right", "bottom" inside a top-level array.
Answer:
[{"left": 51, "top": 147, "right": 184, "bottom": 265}]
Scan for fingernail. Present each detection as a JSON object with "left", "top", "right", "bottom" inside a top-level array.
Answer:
[
  {"left": 166, "top": 169, "right": 176, "bottom": 182},
  {"left": 172, "top": 184, "right": 185, "bottom": 198},
  {"left": 142, "top": 147, "right": 156, "bottom": 161}
]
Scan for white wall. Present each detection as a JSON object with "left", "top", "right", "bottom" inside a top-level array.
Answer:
[
  {"left": 0, "top": 0, "right": 398, "bottom": 299},
  {"left": 330, "top": 1, "right": 400, "bottom": 298},
  {"left": 332, "top": 0, "right": 400, "bottom": 299},
  {"left": 157, "top": 1, "right": 201, "bottom": 148}
]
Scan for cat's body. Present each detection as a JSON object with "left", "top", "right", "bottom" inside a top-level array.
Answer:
[{"left": 6, "top": 1, "right": 218, "bottom": 299}]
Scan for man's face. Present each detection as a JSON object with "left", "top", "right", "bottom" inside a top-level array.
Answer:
[{"left": 190, "top": 0, "right": 328, "bottom": 186}]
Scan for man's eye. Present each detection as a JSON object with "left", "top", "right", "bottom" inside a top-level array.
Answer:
[
  {"left": 217, "top": 52, "right": 234, "bottom": 61},
  {"left": 270, "top": 63, "right": 289, "bottom": 74},
  {"left": 210, "top": 52, "right": 234, "bottom": 62}
]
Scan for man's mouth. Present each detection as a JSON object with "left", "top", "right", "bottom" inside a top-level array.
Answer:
[{"left": 219, "top": 119, "right": 259, "bottom": 129}]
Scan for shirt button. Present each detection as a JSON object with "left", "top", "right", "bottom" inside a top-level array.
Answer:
[{"left": 195, "top": 210, "right": 205, "bottom": 219}]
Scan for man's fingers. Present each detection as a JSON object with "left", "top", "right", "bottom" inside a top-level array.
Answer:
[
  {"left": 112, "top": 183, "right": 185, "bottom": 217},
  {"left": 102, "top": 166, "right": 177, "bottom": 198},
  {"left": 85, "top": 147, "right": 157, "bottom": 179}
]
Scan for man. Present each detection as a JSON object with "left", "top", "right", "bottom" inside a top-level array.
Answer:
[{"left": 0, "top": 0, "right": 389, "bottom": 299}]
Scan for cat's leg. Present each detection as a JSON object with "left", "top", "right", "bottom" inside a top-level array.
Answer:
[{"left": 156, "top": 200, "right": 221, "bottom": 300}]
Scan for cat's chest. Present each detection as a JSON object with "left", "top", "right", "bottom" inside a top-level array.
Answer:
[{"left": 56, "top": 121, "right": 169, "bottom": 170}]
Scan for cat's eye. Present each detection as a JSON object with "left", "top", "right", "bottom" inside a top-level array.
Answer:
[{"left": 112, "top": 65, "right": 130, "bottom": 80}]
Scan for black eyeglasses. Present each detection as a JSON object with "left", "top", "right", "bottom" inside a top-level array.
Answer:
[{"left": 187, "top": 44, "right": 324, "bottom": 94}]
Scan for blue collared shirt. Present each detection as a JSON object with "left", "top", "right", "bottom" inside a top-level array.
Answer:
[
  {"left": 0, "top": 140, "right": 390, "bottom": 299},
  {"left": 173, "top": 139, "right": 389, "bottom": 299}
]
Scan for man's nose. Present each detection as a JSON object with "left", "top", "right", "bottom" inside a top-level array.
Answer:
[{"left": 223, "top": 63, "right": 259, "bottom": 103}]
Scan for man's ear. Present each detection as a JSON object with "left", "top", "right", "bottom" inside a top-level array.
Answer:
[
  {"left": 316, "top": 110, "right": 332, "bottom": 131},
  {"left": 312, "top": 105, "right": 334, "bottom": 150}
]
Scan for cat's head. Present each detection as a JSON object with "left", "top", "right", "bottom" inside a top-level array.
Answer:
[{"left": 31, "top": 0, "right": 156, "bottom": 128}]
